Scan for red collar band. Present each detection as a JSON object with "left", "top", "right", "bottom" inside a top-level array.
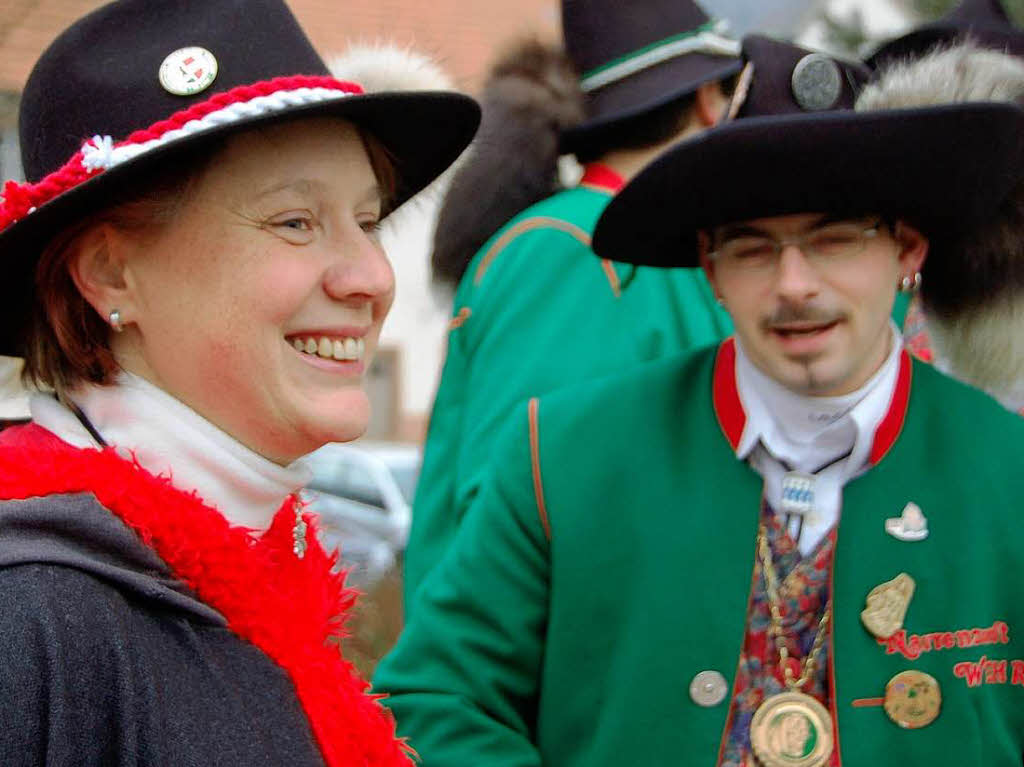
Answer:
[
  {"left": 578, "top": 162, "right": 625, "bottom": 194},
  {"left": 712, "top": 338, "right": 912, "bottom": 465},
  {"left": 867, "top": 349, "right": 911, "bottom": 464},
  {"left": 713, "top": 338, "right": 747, "bottom": 451}
]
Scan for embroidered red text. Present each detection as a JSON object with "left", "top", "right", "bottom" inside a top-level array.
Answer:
[
  {"left": 952, "top": 657, "right": 1024, "bottom": 688},
  {"left": 881, "top": 621, "right": 1010, "bottom": 660}
]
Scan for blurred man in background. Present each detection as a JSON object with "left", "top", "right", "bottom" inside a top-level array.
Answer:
[{"left": 403, "top": 0, "right": 743, "bottom": 604}]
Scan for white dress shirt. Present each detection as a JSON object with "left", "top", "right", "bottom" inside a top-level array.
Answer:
[{"left": 733, "top": 325, "right": 903, "bottom": 555}]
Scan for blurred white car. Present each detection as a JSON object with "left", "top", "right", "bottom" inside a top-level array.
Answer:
[{"left": 301, "top": 441, "right": 420, "bottom": 586}]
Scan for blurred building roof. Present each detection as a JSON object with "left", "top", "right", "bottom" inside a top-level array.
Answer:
[{"left": 0, "top": 0, "right": 560, "bottom": 95}]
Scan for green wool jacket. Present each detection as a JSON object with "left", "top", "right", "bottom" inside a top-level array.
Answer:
[
  {"left": 376, "top": 340, "right": 1024, "bottom": 766},
  {"left": 403, "top": 165, "right": 731, "bottom": 601}
]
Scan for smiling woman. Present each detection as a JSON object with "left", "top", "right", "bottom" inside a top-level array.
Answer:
[
  {"left": 52, "top": 119, "right": 399, "bottom": 463},
  {"left": 26, "top": 125, "right": 399, "bottom": 418},
  {"left": 0, "top": 0, "right": 478, "bottom": 766}
]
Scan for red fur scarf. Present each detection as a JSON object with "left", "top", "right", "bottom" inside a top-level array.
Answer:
[{"left": 0, "top": 424, "right": 411, "bottom": 767}]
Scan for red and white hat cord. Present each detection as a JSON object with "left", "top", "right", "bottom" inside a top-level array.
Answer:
[{"left": 0, "top": 75, "right": 363, "bottom": 233}]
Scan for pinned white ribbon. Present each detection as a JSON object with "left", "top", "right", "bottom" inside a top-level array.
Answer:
[
  {"left": 885, "top": 502, "right": 929, "bottom": 542},
  {"left": 80, "top": 135, "right": 116, "bottom": 172}
]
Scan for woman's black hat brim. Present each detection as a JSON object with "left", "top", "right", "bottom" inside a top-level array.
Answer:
[{"left": 0, "top": 89, "right": 480, "bottom": 356}]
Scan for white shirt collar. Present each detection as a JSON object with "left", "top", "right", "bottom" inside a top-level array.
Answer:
[
  {"left": 734, "top": 322, "right": 904, "bottom": 478},
  {"left": 30, "top": 372, "right": 311, "bottom": 531},
  {"left": 0, "top": 356, "right": 31, "bottom": 420}
]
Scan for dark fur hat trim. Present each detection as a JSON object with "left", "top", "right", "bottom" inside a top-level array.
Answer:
[{"left": 431, "top": 40, "right": 584, "bottom": 287}]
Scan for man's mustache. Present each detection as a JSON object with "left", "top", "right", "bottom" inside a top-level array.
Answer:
[{"left": 761, "top": 305, "right": 846, "bottom": 329}]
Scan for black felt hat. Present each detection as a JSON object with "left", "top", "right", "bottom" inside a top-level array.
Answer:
[
  {"left": 591, "top": 36, "right": 1024, "bottom": 268},
  {"left": 559, "top": 0, "right": 742, "bottom": 153},
  {"left": 868, "top": 0, "right": 1024, "bottom": 68},
  {"left": 0, "top": 0, "right": 480, "bottom": 356}
]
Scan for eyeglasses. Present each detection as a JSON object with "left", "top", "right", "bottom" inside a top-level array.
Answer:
[{"left": 708, "top": 220, "right": 883, "bottom": 272}]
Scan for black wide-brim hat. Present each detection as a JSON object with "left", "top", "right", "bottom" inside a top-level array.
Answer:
[
  {"left": 868, "top": 0, "right": 1024, "bottom": 67},
  {"left": 591, "top": 102, "right": 1024, "bottom": 268},
  {"left": 558, "top": 0, "right": 742, "bottom": 153},
  {"left": 0, "top": 0, "right": 480, "bottom": 356}
]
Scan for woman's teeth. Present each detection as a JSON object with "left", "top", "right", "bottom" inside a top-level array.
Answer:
[{"left": 291, "top": 336, "right": 365, "bottom": 361}]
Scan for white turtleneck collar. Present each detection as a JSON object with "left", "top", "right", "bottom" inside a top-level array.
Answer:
[
  {"left": 735, "top": 322, "right": 903, "bottom": 469},
  {"left": 733, "top": 323, "right": 904, "bottom": 553},
  {"left": 30, "top": 372, "right": 311, "bottom": 531}
]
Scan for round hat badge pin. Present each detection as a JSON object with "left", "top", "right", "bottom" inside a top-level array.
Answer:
[
  {"left": 791, "top": 53, "right": 842, "bottom": 111},
  {"left": 159, "top": 46, "right": 219, "bottom": 96}
]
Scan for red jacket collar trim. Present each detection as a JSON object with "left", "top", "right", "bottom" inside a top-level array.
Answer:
[
  {"left": 578, "top": 162, "right": 625, "bottom": 194},
  {"left": 0, "top": 424, "right": 411, "bottom": 767},
  {"left": 867, "top": 347, "right": 912, "bottom": 465},
  {"left": 713, "top": 338, "right": 746, "bottom": 451},
  {"left": 712, "top": 338, "right": 913, "bottom": 465}
]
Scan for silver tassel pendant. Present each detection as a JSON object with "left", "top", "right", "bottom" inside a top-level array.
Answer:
[{"left": 292, "top": 507, "right": 308, "bottom": 559}]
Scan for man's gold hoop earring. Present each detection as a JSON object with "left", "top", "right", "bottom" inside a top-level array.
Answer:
[
  {"left": 899, "top": 272, "right": 922, "bottom": 293},
  {"left": 109, "top": 309, "right": 124, "bottom": 332}
]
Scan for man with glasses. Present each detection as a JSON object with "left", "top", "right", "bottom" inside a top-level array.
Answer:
[
  {"left": 375, "top": 38, "right": 1024, "bottom": 766},
  {"left": 702, "top": 215, "right": 913, "bottom": 397}
]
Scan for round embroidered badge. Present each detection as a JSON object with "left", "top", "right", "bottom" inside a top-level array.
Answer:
[
  {"left": 884, "top": 670, "right": 942, "bottom": 729},
  {"left": 159, "top": 46, "right": 219, "bottom": 96}
]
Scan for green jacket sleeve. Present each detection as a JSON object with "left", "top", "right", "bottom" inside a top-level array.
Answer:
[
  {"left": 376, "top": 401, "right": 549, "bottom": 766},
  {"left": 451, "top": 229, "right": 624, "bottom": 516}
]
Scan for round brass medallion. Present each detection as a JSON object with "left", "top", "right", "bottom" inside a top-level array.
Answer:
[{"left": 750, "top": 691, "right": 833, "bottom": 767}]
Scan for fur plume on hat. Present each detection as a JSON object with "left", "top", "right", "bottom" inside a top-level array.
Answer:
[
  {"left": 430, "top": 40, "right": 585, "bottom": 287},
  {"left": 858, "top": 42, "right": 1024, "bottom": 410},
  {"left": 327, "top": 43, "right": 456, "bottom": 93},
  {"left": 327, "top": 42, "right": 466, "bottom": 235}
]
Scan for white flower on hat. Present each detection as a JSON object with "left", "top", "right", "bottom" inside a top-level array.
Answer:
[{"left": 81, "top": 135, "right": 116, "bottom": 172}]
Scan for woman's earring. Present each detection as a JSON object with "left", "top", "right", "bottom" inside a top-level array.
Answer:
[
  {"left": 109, "top": 309, "right": 124, "bottom": 332},
  {"left": 898, "top": 272, "right": 922, "bottom": 293}
]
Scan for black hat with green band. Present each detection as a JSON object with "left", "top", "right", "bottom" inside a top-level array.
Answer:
[{"left": 559, "top": 0, "right": 742, "bottom": 153}]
